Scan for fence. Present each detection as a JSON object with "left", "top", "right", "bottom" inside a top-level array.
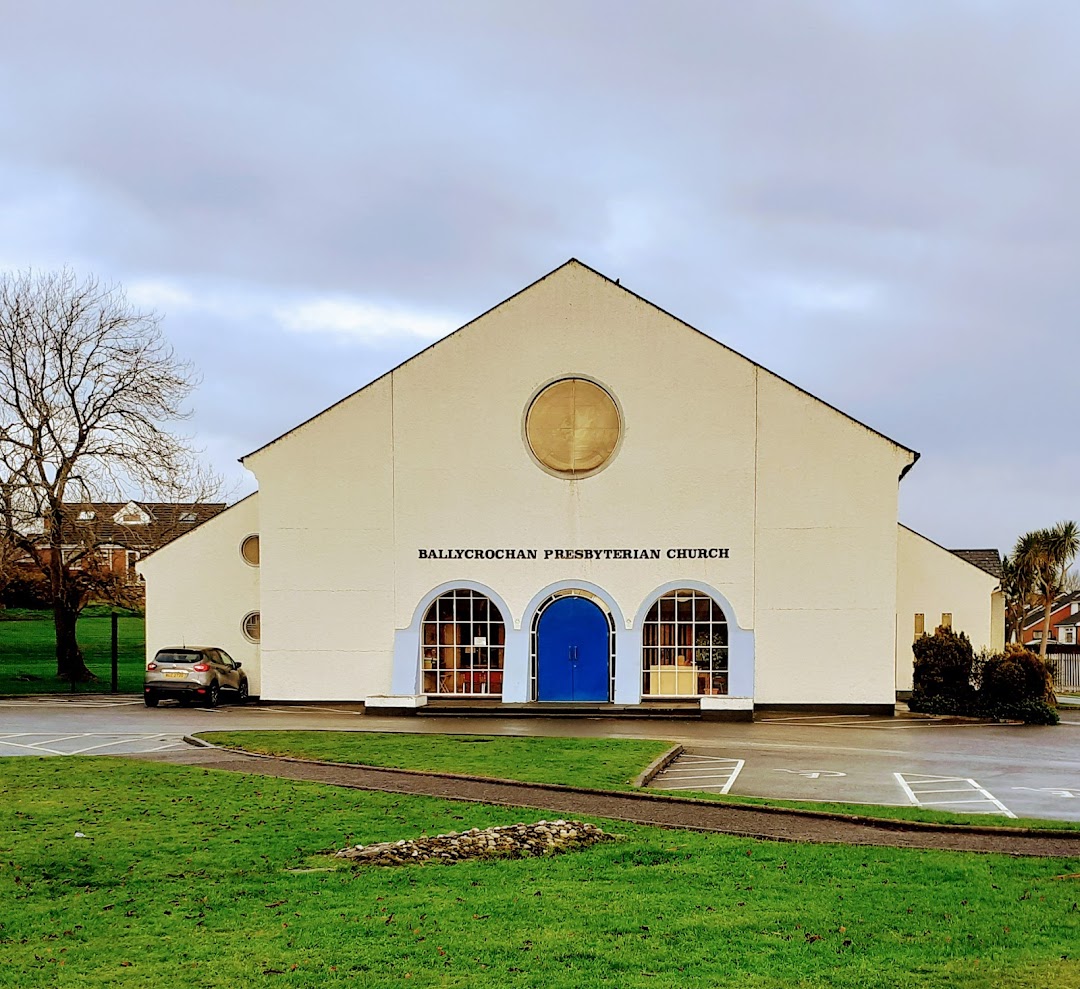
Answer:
[
  {"left": 1045, "top": 645, "right": 1080, "bottom": 693},
  {"left": 0, "top": 609, "right": 146, "bottom": 695}
]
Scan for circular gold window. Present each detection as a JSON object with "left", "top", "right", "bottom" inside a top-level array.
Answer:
[
  {"left": 526, "top": 378, "right": 621, "bottom": 476},
  {"left": 240, "top": 534, "right": 260, "bottom": 566}
]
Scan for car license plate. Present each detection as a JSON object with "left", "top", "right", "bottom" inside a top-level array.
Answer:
[{"left": 164, "top": 671, "right": 187, "bottom": 679}]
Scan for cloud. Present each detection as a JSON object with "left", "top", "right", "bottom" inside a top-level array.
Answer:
[
  {"left": 126, "top": 279, "right": 196, "bottom": 311},
  {"left": 273, "top": 297, "right": 458, "bottom": 342},
  {"left": 1, "top": 2, "right": 1079, "bottom": 549}
]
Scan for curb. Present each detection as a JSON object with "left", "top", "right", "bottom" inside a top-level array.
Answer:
[
  {"left": 189, "top": 735, "right": 1080, "bottom": 843},
  {"left": 633, "top": 744, "right": 683, "bottom": 788}
]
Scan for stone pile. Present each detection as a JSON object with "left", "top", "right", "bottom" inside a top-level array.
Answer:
[{"left": 334, "top": 819, "right": 615, "bottom": 866}]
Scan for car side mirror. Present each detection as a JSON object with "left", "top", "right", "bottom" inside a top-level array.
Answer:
[{"left": 234, "top": 661, "right": 242, "bottom": 669}]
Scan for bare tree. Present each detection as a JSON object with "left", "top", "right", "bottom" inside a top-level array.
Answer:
[{"left": 0, "top": 268, "right": 218, "bottom": 682}]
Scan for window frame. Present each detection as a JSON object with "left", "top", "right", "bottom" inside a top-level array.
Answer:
[
  {"left": 420, "top": 588, "right": 506, "bottom": 697},
  {"left": 641, "top": 589, "right": 729, "bottom": 698},
  {"left": 241, "top": 611, "right": 261, "bottom": 643},
  {"left": 240, "top": 534, "right": 260, "bottom": 567}
]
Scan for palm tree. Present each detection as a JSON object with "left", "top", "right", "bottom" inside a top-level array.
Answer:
[
  {"left": 999, "top": 552, "right": 1033, "bottom": 645},
  {"left": 1015, "top": 521, "right": 1080, "bottom": 660}
]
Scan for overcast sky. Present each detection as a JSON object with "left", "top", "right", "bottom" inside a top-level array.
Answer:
[{"left": 1, "top": 1, "right": 1077, "bottom": 554}]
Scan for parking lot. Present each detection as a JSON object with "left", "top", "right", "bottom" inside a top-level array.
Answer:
[{"left": 1, "top": 696, "right": 1078, "bottom": 821}]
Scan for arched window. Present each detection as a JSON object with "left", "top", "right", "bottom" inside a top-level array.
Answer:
[
  {"left": 421, "top": 589, "right": 505, "bottom": 696},
  {"left": 641, "top": 590, "right": 728, "bottom": 697}
]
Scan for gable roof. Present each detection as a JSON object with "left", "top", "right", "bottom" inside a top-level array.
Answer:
[
  {"left": 57, "top": 502, "right": 226, "bottom": 548},
  {"left": 135, "top": 492, "right": 258, "bottom": 566},
  {"left": 1022, "top": 589, "right": 1080, "bottom": 629},
  {"left": 949, "top": 549, "right": 1003, "bottom": 580},
  {"left": 898, "top": 524, "right": 1002, "bottom": 584},
  {"left": 241, "top": 259, "right": 920, "bottom": 470}
]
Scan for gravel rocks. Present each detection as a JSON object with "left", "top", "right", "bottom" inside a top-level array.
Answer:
[{"left": 334, "top": 819, "right": 615, "bottom": 866}]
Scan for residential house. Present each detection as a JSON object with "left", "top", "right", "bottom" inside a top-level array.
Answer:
[{"left": 1021, "top": 589, "right": 1080, "bottom": 646}]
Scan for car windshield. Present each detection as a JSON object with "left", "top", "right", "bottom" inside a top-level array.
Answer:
[{"left": 154, "top": 651, "right": 204, "bottom": 665}]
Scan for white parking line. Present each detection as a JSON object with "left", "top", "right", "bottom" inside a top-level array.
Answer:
[
  {"left": 651, "top": 757, "right": 744, "bottom": 794},
  {"left": 0, "top": 739, "right": 68, "bottom": 755},
  {"left": 0, "top": 732, "right": 188, "bottom": 757},
  {"left": 894, "top": 772, "right": 1016, "bottom": 818},
  {"left": 63, "top": 735, "right": 174, "bottom": 755}
]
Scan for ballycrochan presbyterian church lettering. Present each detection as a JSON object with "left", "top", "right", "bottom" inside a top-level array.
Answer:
[{"left": 417, "top": 547, "right": 730, "bottom": 560}]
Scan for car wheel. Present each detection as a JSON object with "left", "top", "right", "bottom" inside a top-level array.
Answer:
[
  {"left": 144, "top": 693, "right": 159, "bottom": 708},
  {"left": 207, "top": 681, "right": 220, "bottom": 708},
  {"left": 236, "top": 679, "right": 249, "bottom": 704}
]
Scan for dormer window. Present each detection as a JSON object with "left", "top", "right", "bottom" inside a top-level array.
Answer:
[{"left": 113, "top": 501, "right": 151, "bottom": 526}]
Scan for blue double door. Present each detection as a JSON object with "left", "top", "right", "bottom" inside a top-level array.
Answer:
[{"left": 536, "top": 597, "right": 610, "bottom": 702}]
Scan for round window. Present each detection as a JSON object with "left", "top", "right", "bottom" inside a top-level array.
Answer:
[
  {"left": 242, "top": 611, "right": 261, "bottom": 643},
  {"left": 525, "top": 378, "right": 621, "bottom": 477},
  {"left": 240, "top": 534, "right": 260, "bottom": 566}
]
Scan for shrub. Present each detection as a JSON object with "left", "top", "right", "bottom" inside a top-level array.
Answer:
[
  {"left": 908, "top": 637, "right": 1059, "bottom": 725},
  {"left": 0, "top": 570, "right": 52, "bottom": 609},
  {"left": 979, "top": 644, "right": 1055, "bottom": 708},
  {"left": 909, "top": 626, "right": 976, "bottom": 712},
  {"left": 979, "top": 698, "right": 1059, "bottom": 726}
]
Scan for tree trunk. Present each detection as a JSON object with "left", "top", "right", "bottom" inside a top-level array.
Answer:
[
  {"left": 1038, "top": 603, "right": 1052, "bottom": 659},
  {"left": 54, "top": 602, "right": 94, "bottom": 682},
  {"left": 1036, "top": 600, "right": 1058, "bottom": 705}
]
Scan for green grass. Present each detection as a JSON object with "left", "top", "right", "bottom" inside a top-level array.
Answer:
[
  {"left": 200, "top": 730, "right": 1080, "bottom": 833},
  {"left": 200, "top": 730, "right": 673, "bottom": 790},
  {"left": 0, "top": 610, "right": 145, "bottom": 695},
  {"left": 1, "top": 757, "right": 1078, "bottom": 988}
]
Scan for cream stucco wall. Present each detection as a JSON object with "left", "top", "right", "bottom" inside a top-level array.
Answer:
[
  {"left": 137, "top": 493, "right": 262, "bottom": 693},
  {"left": 248, "top": 376, "right": 395, "bottom": 701},
  {"left": 754, "top": 374, "right": 913, "bottom": 705},
  {"left": 232, "top": 261, "right": 915, "bottom": 706},
  {"left": 894, "top": 524, "right": 1003, "bottom": 692}
]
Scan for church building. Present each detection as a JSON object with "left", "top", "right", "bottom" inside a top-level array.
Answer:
[{"left": 139, "top": 261, "right": 1004, "bottom": 716}]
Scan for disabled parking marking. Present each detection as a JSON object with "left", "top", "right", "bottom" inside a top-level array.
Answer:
[
  {"left": 649, "top": 755, "right": 744, "bottom": 794},
  {"left": 1013, "top": 786, "right": 1080, "bottom": 799},
  {"left": 894, "top": 772, "right": 1016, "bottom": 818},
  {"left": 773, "top": 769, "right": 847, "bottom": 779}
]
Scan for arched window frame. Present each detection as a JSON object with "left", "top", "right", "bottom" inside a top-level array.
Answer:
[
  {"left": 420, "top": 588, "right": 506, "bottom": 696},
  {"left": 641, "top": 589, "right": 728, "bottom": 697}
]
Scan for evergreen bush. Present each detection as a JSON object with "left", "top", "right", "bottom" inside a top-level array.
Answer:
[
  {"left": 908, "top": 633, "right": 1058, "bottom": 724},
  {"left": 909, "top": 626, "right": 976, "bottom": 711},
  {"left": 979, "top": 643, "right": 1055, "bottom": 708}
]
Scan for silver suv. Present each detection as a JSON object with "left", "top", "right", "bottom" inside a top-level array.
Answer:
[{"left": 144, "top": 647, "right": 249, "bottom": 707}]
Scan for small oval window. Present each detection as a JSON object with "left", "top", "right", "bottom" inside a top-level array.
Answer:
[
  {"left": 242, "top": 611, "right": 261, "bottom": 643},
  {"left": 240, "top": 534, "right": 260, "bottom": 566}
]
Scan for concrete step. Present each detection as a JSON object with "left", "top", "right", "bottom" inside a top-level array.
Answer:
[{"left": 417, "top": 700, "right": 702, "bottom": 719}]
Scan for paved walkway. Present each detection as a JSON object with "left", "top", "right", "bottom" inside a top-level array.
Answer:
[{"left": 136, "top": 744, "right": 1080, "bottom": 859}]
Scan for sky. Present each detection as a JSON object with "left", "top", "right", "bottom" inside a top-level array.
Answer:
[{"left": 1, "top": 1, "right": 1077, "bottom": 555}]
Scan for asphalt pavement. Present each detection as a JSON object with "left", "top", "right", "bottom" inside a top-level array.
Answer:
[{"left": 1, "top": 695, "right": 1078, "bottom": 822}]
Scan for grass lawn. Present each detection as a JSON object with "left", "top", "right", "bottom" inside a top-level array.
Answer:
[
  {"left": 200, "top": 730, "right": 673, "bottom": 790},
  {"left": 0, "top": 609, "right": 145, "bottom": 695},
  {"left": 1, "top": 758, "right": 1078, "bottom": 988},
  {"left": 200, "top": 730, "right": 1080, "bottom": 833}
]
